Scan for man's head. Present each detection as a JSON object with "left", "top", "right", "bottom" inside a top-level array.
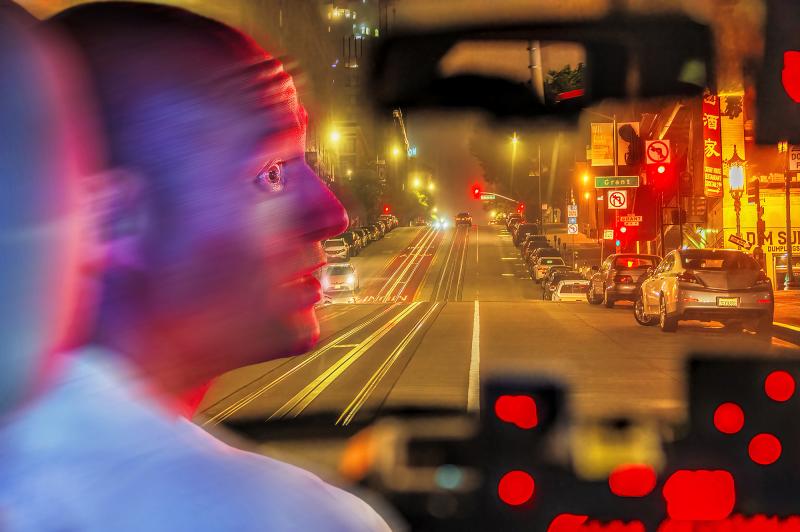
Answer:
[
  {"left": 50, "top": 3, "right": 348, "bottom": 396},
  {"left": 0, "top": 15, "right": 98, "bottom": 415}
]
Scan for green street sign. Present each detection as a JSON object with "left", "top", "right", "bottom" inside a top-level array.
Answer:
[
  {"left": 594, "top": 176, "right": 640, "bottom": 188},
  {"left": 480, "top": 193, "right": 496, "bottom": 200}
]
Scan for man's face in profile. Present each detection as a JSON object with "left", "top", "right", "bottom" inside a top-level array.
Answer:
[{"left": 140, "top": 60, "right": 347, "bottom": 376}]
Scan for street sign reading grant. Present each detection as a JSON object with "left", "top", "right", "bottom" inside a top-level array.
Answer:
[
  {"left": 480, "top": 193, "right": 496, "bottom": 200},
  {"left": 595, "top": 176, "right": 640, "bottom": 188},
  {"left": 619, "top": 214, "right": 643, "bottom": 226}
]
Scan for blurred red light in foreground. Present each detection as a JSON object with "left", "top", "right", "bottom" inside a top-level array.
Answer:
[
  {"left": 608, "top": 464, "right": 657, "bottom": 497},
  {"left": 494, "top": 395, "right": 538, "bottom": 429},
  {"left": 498, "top": 470, "right": 535, "bottom": 506},
  {"left": 765, "top": 370, "right": 795, "bottom": 402},
  {"left": 749, "top": 433, "right": 782, "bottom": 465},
  {"left": 662, "top": 470, "right": 735, "bottom": 521},
  {"left": 548, "top": 515, "right": 644, "bottom": 531},
  {"left": 713, "top": 402, "right": 745, "bottom": 434}
]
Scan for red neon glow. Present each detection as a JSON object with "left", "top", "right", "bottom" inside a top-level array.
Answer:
[
  {"left": 548, "top": 515, "right": 644, "bottom": 532},
  {"left": 713, "top": 402, "right": 744, "bottom": 434},
  {"left": 782, "top": 51, "right": 800, "bottom": 103},
  {"left": 494, "top": 395, "right": 538, "bottom": 429},
  {"left": 608, "top": 464, "right": 657, "bottom": 497},
  {"left": 749, "top": 433, "right": 782, "bottom": 465},
  {"left": 660, "top": 515, "right": 800, "bottom": 531},
  {"left": 662, "top": 470, "right": 735, "bottom": 521},
  {"left": 498, "top": 470, "right": 535, "bottom": 506},
  {"left": 765, "top": 370, "right": 795, "bottom": 402}
]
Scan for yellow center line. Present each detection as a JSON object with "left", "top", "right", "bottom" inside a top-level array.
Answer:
[
  {"left": 337, "top": 302, "right": 442, "bottom": 426},
  {"left": 381, "top": 227, "right": 437, "bottom": 302},
  {"left": 269, "top": 302, "right": 423, "bottom": 420},
  {"left": 202, "top": 304, "right": 399, "bottom": 425},
  {"left": 376, "top": 228, "right": 433, "bottom": 299}
]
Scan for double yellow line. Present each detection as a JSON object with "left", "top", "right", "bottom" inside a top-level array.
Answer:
[
  {"left": 269, "top": 302, "right": 424, "bottom": 420},
  {"left": 337, "top": 302, "right": 441, "bottom": 426},
  {"left": 202, "top": 304, "right": 400, "bottom": 426},
  {"left": 378, "top": 227, "right": 437, "bottom": 302}
]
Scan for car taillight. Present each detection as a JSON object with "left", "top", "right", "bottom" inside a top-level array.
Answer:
[
  {"left": 678, "top": 270, "right": 701, "bottom": 284},
  {"left": 614, "top": 274, "right": 633, "bottom": 283}
]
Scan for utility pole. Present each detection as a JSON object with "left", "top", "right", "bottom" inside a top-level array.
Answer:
[{"left": 784, "top": 142, "right": 799, "bottom": 289}]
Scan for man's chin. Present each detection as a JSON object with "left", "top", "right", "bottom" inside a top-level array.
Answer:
[{"left": 272, "top": 307, "right": 321, "bottom": 357}]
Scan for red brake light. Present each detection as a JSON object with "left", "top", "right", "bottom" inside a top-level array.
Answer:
[
  {"left": 749, "top": 433, "right": 782, "bottom": 465},
  {"left": 608, "top": 464, "right": 657, "bottom": 497},
  {"left": 614, "top": 275, "right": 633, "bottom": 284},
  {"left": 765, "top": 371, "right": 795, "bottom": 402},
  {"left": 713, "top": 402, "right": 744, "bottom": 434},
  {"left": 494, "top": 395, "right": 538, "bottom": 429},
  {"left": 498, "top": 470, "right": 535, "bottom": 506},
  {"left": 662, "top": 470, "right": 735, "bottom": 521}
]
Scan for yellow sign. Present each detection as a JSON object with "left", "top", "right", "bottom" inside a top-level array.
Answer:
[{"left": 590, "top": 122, "right": 614, "bottom": 167}]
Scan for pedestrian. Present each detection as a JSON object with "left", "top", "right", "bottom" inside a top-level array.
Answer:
[{"left": 6, "top": 3, "right": 391, "bottom": 530}]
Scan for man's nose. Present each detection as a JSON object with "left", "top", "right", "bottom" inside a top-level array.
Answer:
[{"left": 293, "top": 165, "right": 348, "bottom": 242}]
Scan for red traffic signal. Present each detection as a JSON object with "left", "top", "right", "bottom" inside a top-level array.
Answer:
[
  {"left": 517, "top": 202, "right": 525, "bottom": 213},
  {"left": 472, "top": 184, "right": 482, "bottom": 199},
  {"left": 647, "top": 161, "right": 674, "bottom": 190},
  {"left": 383, "top": 205, "right": 391, "bottom": 214}
]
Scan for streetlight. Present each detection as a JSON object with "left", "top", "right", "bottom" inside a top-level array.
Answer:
[
  {"left": 428, "top": 182, "right": 435, "bottom": 192},
  {"left": 510, "top": 132, "right": 519, "bottom": 195},
  {"left": 583, "top": 191, "right": 591, "bottom": 236},
  {"left": 391, "top": 145, "right": 400, "bottom": 158},
  {"left": 726, "top": 144, "right": 746, "bottom": 237},
  {"left": 432, "top": 206, "right": 438, "bottom": 213},
  {"left": 412, "top": 177, "right": 421, "bottom": 189},
  {"left": 582, "top": 173, "right": 589, "bottom": 186},
  {"left": 330, "top": 129, "right": 341, "bottom": 144},
  {"left": 346, "top": 169, "right": 353, "bottom": 177}
]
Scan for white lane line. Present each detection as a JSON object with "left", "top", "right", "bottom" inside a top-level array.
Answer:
[{"left": 467, "top": 300, "right": 481, "bottom": 412}]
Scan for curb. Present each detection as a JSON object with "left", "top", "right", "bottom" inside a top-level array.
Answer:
[{"left": 773, "top": 322, "right": 800, "bottom": 346}]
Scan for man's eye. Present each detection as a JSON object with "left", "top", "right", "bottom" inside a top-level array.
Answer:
[{"left": 254, "top": 161, "right": 285, "bottom": 192}]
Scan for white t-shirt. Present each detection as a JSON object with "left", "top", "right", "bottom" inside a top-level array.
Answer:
[{"left": 0, "top": 348, "right": 391, "bottom": 531}]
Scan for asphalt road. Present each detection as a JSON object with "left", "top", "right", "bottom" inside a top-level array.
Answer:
[{"left": 197, "top": 225, "right": 799, "bottom": 432}]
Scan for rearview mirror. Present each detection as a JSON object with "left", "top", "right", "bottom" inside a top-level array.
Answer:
[{"left": 369, "top": 12, "right": 713, "bottom": 120}]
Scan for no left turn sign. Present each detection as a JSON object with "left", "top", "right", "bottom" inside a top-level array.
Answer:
[
  {"left": 607, "top": 190, "right": 628, "bottom": 210},
  {"left": 645, "top": 139, "right": 671, "bottom": 164}
]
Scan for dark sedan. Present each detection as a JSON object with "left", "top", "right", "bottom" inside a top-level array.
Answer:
[{"left": 587, "top": 253, "right": 661, "bottom": 307}]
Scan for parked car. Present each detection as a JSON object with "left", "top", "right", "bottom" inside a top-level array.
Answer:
[
  {"left": 379, "top": 214, "right": 397, "bottom": 230},
  {"left": 410, "top": 216, "right": 429, "bottom": 227},
  {"left": 506, "top": 213, "right": 522, "bottom": 229},
  {"left": 355, "top": 227, "right": 372, "bottom": 244},
  {"left": 634, "top": 248, "right": 774, "bottom": 335},
  {"left": 586, "top": 253, "right": 661, "bottom": 307},
  {"left": 552, "top": 279, "right": 591, "bottom": 302},
  {"left": 323, "top": 238, "right": 349, "bottom": 261},
  {"left": 368, "top": 224, "right": 383, "bottom": 240},
  {"left": 543, "top": 269, "right": 584, "bottom": 299},
  {"left": 339, "top": 231, "right": 360, "bottom": 256},
  {"left": 321, "top": 262, "right": 359, "bottom": 293},
  {"left": 455, "top": 212, "right": 473, "bottom": 226},
  {"left": 521, "top": 235, "right": 550, "bottom": 257},
  {"left": 525, "top": 246, "right": 561, "bottom": 270},
  {"left": 513, "top": 223, "right": 540, "bottom": 247},
  {"left": 532, "top": 256, "right": 567, "bottom": 281}
]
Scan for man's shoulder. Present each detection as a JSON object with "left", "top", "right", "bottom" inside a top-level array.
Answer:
[{"left": 169, "top": 423, "right": 390, "bottom": 531}]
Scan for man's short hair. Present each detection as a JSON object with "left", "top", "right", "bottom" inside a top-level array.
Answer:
[{"left": 48, "top": 2, "right": 298, "bottom": 190}]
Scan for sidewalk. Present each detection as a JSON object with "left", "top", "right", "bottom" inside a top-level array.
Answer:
[{"left": 774, "top": 290, "right": 800, "bottom": 329}]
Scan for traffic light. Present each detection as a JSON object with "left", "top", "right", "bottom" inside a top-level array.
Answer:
[
  {"left": 383, "top": 205, "right": 391, "bottom": 214},
  {"left": 472, "top": 184, "right": 482, "bottom": 200},
  {"left": 517, "top": 202, "right": 525, "bottom": 214},
  {"left": 646, "top": 161, "right": 674, "bottom": 191}
]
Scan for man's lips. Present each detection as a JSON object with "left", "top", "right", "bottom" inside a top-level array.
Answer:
[{"left": 278, "top": 274, "right": 323, "bottom": 310}]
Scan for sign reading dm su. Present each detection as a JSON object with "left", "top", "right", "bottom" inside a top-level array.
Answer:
[
  {"left": 790, "top": 145, "right": 800, "bottom": 172},
  {"left": 702, "top": 90, "right": 723, "bottom": 197}
]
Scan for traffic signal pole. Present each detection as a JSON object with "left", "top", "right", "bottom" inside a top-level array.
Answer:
[{"left": 613, "top": 114, "right": 620, "bottom": 254}]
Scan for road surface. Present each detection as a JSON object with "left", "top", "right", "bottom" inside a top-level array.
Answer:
[{"left": 197, "top": 225, "right": 798, "bottom": 434}]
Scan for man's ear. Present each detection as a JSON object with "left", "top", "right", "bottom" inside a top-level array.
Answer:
[{"left": 79, "top": 167, "right": 150, "bottom": 274}]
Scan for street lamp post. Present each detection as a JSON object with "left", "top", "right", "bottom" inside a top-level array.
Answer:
[
  {"left": 510, "top": 133, "right": 519, "bottom": 197},
  {"left": 726, "top": 145, "right": 746, "bottom": 238}
]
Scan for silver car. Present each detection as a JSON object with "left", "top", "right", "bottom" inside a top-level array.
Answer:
[
  {"left": 634, "top": 248, "right": 774, "bottom": 335},
  {"left": 323, "top": 238, "right": 349, "bottom": 261}
]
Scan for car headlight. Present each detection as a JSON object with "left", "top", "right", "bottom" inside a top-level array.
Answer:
[{"left": 347, "top": 275, "right": 355, "bottom": 285}]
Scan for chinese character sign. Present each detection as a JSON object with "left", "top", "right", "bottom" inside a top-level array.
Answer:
[{"left": 703, "top": 90, "right": 723, "bottom": 197}]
